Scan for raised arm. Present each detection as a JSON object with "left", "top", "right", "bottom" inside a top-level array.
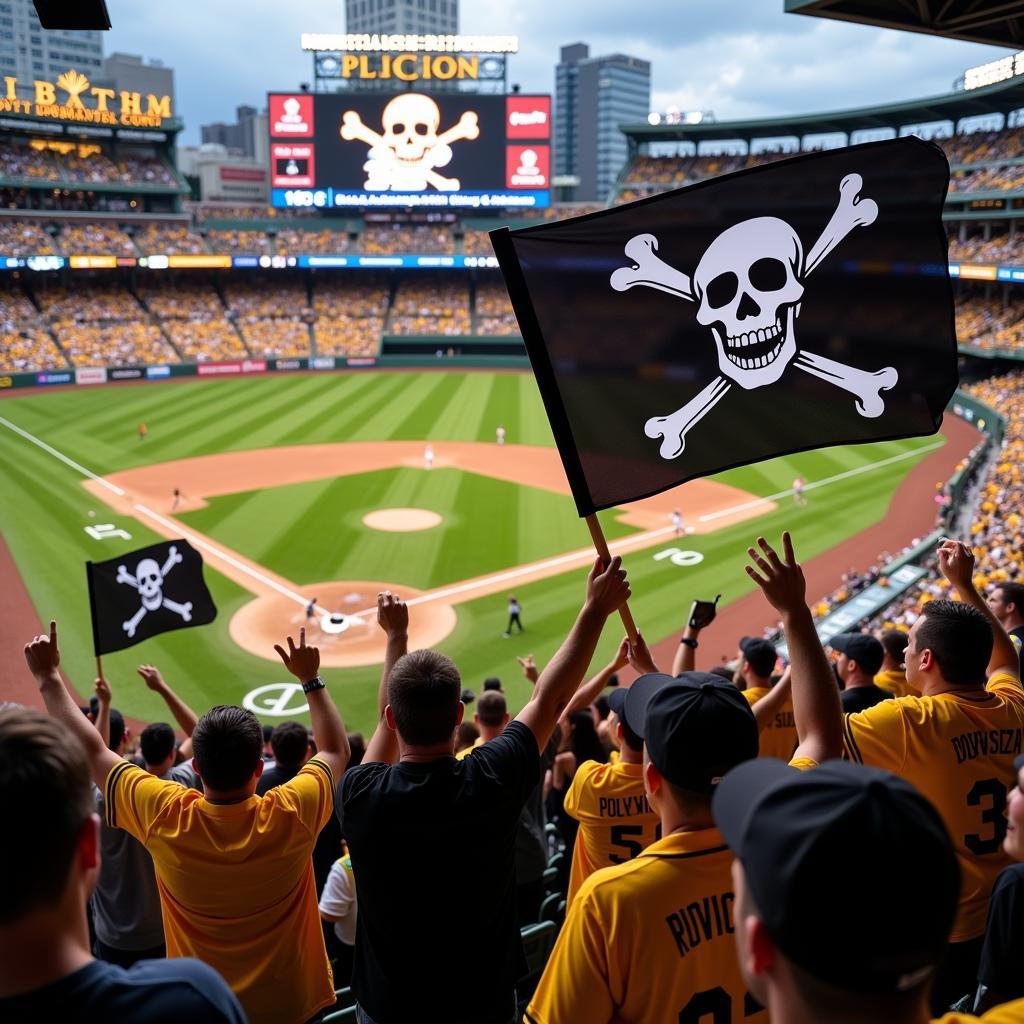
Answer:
[
  {"left": 137, "top": 665, "right": 199, "bottom": 758},
  {"left": 745, "top": 534, "right": 842, "bottom": 764},
  {"left": 94, "top": 675, "right": 112, "bottom": 749},
  {"left": 364, "top": 592, "right": 408, "bottom": 765},
  {"left": 274, "top": 628, "right": 349, "bottom": 779},
  {"left": 563, "top": 638, "right": 629, "bottom": 718},
  {"left": 750, "top": 665, "right": 792, "bottom": 732},
  {"left": 670, "top": 596, "right": 719, "bottom": 676},
  {"left": 938, "top": 538, "right": 1020, "bottom": 678},
  {"left": 25, "top": 621, "right": 121, "bottom": 788},
  {"left": 515, "top": 557, "right": 630, "bottom": 751}
]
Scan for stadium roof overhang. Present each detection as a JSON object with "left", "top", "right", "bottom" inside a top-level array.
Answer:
[
  {"left": 623, "top": 75, "right": 1024, "bottom": 144},
  {"left": 784, "top": 0, "right": 1024, "bottom": 50}
]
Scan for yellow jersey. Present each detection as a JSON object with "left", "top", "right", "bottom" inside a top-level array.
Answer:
[
  {"left": 742, "top": 687, "right": 798, "bottom": 761},
  {"left": 105, "top": 757, "right": 336, "bottom": 1024},
  {"left": 935, "top": 999, "right": 1024, "bottom": 1023},
  {"left": 843, "top": 672, "right": 1024, "bottom": 942},
  {"left": 875, "top": 668, "right": 918, "bottom": 698},
  {"left": 526, "top": 828, "right": 768, "bottom": 1024},
  {"left": 562, "top": 759, "right": 661, "bottom": 904}
]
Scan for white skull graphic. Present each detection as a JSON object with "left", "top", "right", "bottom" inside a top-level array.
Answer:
[
  {"left": 693, "top": 217, "right": 804, "bottom": 390},
  {"left": 382, "top": 94, "right": 441, "bottom": 164},
  {"left": 135, "top": 558, "right": 163, "bottom": 610}
]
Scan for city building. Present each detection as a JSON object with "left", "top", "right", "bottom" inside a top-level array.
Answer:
[
  {"left": 201, "top": 105, "right": 269, "bottom": 164},
  {"left": 99, "top": 52, "right": 175, "bottom": 112},
  {"left": 554, "top": 42, "right": 650, "bottom": 202},
  {"left": 178, "top": 143, "right": 269, "bottom": 204},
  {"left": 344, "top": 0, "right": 457, "bottom": 35},
  {"left": 0, "top": 0, "right": 103, "bottom": 84}
]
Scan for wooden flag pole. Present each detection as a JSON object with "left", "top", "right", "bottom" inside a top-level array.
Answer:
[
  {"left": 96, "top": 655, "right": 104, "bottom": 681},
  {"left": 585, "top": 514, "right": 639, "bottom": 642}
]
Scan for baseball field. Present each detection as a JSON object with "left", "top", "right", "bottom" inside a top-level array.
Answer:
[{"left": 0, "top": 370, "right": 964, "bottom": 731}]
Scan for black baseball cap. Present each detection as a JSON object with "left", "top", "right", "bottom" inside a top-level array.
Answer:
[
  {"left": 483, "top": 677, "right": 502, "bottom": 691},
  {"left": 829, "top": 632, "right": 885, "bottom": 676},
  {"left": 713, "top": 759, "right": 960, "bottom": 994},
  {"left": 739, "top": 637, "right": 777, "bottom": 678},
  {"left": 460, "top": 688, "right": 475, "bottom": 705},
  {"left": 620, "top": 673, "right": 759, "bottom": 792}
]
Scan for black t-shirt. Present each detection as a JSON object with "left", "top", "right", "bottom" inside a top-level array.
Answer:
[
  {"left": 256, "top": 761, "right": 342, "bottom": 895},
  {"left": 840, "top": 685, "right": 894, "bottom": 715},
  {"left": 0, "top": 958, "right": 245, "bottom": 1024},
  {"left": 339, "top": 720, "right": 540, "bottom": 1024},
  {"left": 979, "top": 862, "right": 1024, "bottom": 1000}
]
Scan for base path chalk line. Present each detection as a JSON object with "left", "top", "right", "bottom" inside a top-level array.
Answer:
[{"left": 0, "top": 416, "right": 940, "bottom": 620}]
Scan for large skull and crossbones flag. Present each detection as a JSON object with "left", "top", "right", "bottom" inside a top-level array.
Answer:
[
  {"left": 86, "top": 539, "right": 217, "bottom": 655},
  {"left": 490, "top": 138, "right": 957, "bottom": 516}
]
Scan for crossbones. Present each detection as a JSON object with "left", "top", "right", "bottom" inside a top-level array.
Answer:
[
  {"left": 116, "top": 545, "right": 193, "bottom": 638},
  {"left": 610, "top": 173, "right": 898, "bottom": 459},
  {"left": 340, "top": 94, "right": 479, "bottom": 192}
]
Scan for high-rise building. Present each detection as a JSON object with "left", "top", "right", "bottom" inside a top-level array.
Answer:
[
  {"left": 0, "top": 0, "right": 103, "bottom": 84},
  {"left": 100, "top": 53, "right": 175, "bottom": 110},
  {"left": 201, "top": 105, "right": 269, "bottom": 164},
  {"left": 554, "top": 42, "right": 650, "bottom": 202},
  {"left": 345, "top": 0, "right": 458, "bottom": 35}
]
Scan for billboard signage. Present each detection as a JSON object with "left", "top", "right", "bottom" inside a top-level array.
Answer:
[
  {"left": 269, "top": 91, "right": 551, "bottom": 210},
  {"left": 36, "top": 371, "right": 72, "bottom": 385},
  {"left": 111, "top": 367, "right": 144, "bottom": 380},
  {"left": 145, "top": 365, "right": 171, "bottom": 378},
  {"left": 75, "top": 367, "right": 108, "bottom": 385}
]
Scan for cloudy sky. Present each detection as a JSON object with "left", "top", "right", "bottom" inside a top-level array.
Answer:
[{"left": 102, "top": 0, "right": 1011, "bottom": 144}]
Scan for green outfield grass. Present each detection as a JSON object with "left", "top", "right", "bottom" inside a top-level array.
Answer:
[{"left": 0, "top": 371, "right": 942, "bottom": 730}]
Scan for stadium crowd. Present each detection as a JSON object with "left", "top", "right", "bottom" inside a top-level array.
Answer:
[
  {"left": 955, "top": 297, "right": 1024, "bottom": 354},
  {"left": 390, "top": 276, "right": 471, "bottom": 335},
  {"left": 4, "top": 504, "right": 1024, "bottom": 1024}
]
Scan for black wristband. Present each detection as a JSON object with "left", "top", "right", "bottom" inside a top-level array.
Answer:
[
  {"left": 302, "top": 676, "right": 326, "bottom": 694},
  {"left": 679, "top": 637, "right": 698, "bottom": 649}
]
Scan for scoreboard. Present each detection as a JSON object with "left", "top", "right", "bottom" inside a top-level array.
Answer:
[{"left": 268, "top": 91, "right": 551, "bottom": 210}]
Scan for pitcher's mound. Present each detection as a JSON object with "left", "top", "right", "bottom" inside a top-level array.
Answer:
[
  {"left": 363, "top": 507, "right": 442, "bottom": 532},
  {"left": 229, "top": 580, "right": 457, "bottom": 668}
]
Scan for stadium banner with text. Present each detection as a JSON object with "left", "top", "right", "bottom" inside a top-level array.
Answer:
[
  {"left": 86, "top": 540, "right": 217, "bottom": 655},
  {"left": 268, "top": 92, "right": 550, "bottom": 210},
  {"left": 491, "top": 138, "right": 957, "bottom": 516}
]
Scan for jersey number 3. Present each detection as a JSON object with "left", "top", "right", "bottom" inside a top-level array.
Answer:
[{"left": 965, "top": 778, "right": 1007, "bottom": 856}]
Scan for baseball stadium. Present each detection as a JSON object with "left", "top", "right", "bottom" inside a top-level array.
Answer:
[{"left": 2, "top": 2, "right": 1024, "bottom": 1023}]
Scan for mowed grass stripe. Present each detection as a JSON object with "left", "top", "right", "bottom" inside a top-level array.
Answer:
[
  {"left": 247, "top": 374, "right": 355, "bottom": 448},
  {"left": 375, "top": 372, "right": 465, "bottom": 441}
]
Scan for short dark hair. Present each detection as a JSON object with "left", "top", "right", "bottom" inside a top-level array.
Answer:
[
  {"left": 140, "top": 722, "right": 176, "bottom": 766},
  {"left": 476, "top": 690, "right": 507, "bottom": 729},
  {"left": 262, "top": 724, "right": 274, "bottom": 745},
  {"left": 0, "top": 709, "right": 94, "bottom": 923},
  {"left": 482, "top": 677, "right": 502, "bottom": 692},
  {"left": 916, "top": 601, "right": 993, "bottom": 686},
  {"left": 455, "top": 722, "right": 479, "bottom": 752},
  {"left": 996, "top": 582, "right": 1024, "bottom": 615},
  {"left": 593, "top": 694, "right": 610, "bottom": 721},
  {"left": 270, "top": 721, "right": 310, "bottom": 771},
  {"left": 347, "top": 731, "right": 366, "bottom": 768},
  {"left": 619, "top": 716, "right": 643, "bottom": 753},
  {"left": 880, "top": 629, "right": 909, "bottom": 663},
  {"left": 192, "top": 705, "right": 263, "bottom": 790},
  {"left": 388, "top": 650, "right": 462, "bottom": 746},
  {"left": 108, "top": 708, "right": 125, "bottom": 752}
]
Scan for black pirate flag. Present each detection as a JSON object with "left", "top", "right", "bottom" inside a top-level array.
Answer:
[
  {"left": 491, "top": 137, "right": 957, "bottom": 516},
  {"left": 86, "top": 539, "right": 217, "bottom": 655}
]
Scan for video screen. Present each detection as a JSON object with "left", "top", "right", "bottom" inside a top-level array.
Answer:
[{"left": 268, "top": 92, "right": 551, "bottom": 210}]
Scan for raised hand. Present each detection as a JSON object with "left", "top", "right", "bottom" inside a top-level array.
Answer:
[
  {"left": 937, "top": 538, "right": 977, "bottom": 595},
  {"left": 95, "top": 676, "right": 112, "bottom": 706},
  {"left": 626, "top": 632, "right": 658, "bottom": 675},
  {"left": 274, "top": 627, "right": 321, "bottom": 682},
  {"left": 744, "top": 532, "right": 807, "bottom": 617},
  {"left": 585, "top": 555, "right": 631, "bottom": 618},
  {"left": 611, "top": 637, "right": 631, "bottom": 672},
  {"left": 377, "top": 591, "right": 409, "bottom": 639},
  {"left": 137, "top": 664, "right": 166, "bottom": 692},
  {"left": 24, "top": 620, "right": 60, "bottom": 681},
  {"left": 517, "top": 654, "right": 539, "bottom": 684}
]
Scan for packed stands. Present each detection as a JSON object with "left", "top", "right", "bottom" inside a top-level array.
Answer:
[
  {"left": 475, "top": 279, "right": 518, "bottom": 335},
  {"left": 0, "top": 139, "right": 60, "bottom": 182},
  {"left": 203, "top": 229, "right": 269, "bottom": 254},
  {"left": 224, "top": 276, "right": 308, "bottom": 320},
  {"left": 58, "top": 222, "right": 136, "bottom": 256},
  {"left": 0, "top": 219, "right": 58, "bottom": 255},
  {"left": 240, "top": 318, "right": 310, "bottom": 358},
  {"left": 390, "top": 275, "right": 470, "bottom": 335},
  {"left": 312, "top": 275, "right": 387, "bottom": 357},
  {"left": 132, "top": 223, "right": 208, "bottom": 255},
  {"left": 359, "top": 223, "right": 454, "bottom": 254},
  {"left": 137, "top": 278, "right": 248, "bottom": 363},
  {"left": 463, "top": 229, "right": 494, "bottom": 256},
  {"left": 57, "top": 321, "right": 177, "bottom": 367},
  {"left": 955, "top": 295, "right": 1024, "bottom": 352},
  {"left": 0, "top": 282, "right": 65, "bottom": 371},
  {"left": 273, "top": 227, "right": 349, "bottom": 255}
]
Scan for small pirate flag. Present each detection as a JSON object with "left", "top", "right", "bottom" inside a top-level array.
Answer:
[
  {"left": 491, "top": 137, "right": 958, "bottom": 516},
  {"left": 86, "top": 539, "right": 217, "bottom": 655}
]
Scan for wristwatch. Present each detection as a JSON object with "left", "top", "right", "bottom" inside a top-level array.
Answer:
[
  {"left": 679, "top": 637, "right": 698, "bottom": 649},
  {"left": 302, "top": 676, "right": 326, "bottom": 694}
]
